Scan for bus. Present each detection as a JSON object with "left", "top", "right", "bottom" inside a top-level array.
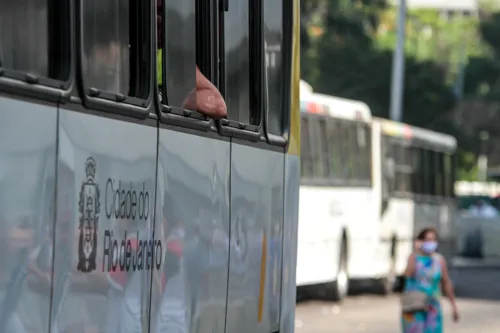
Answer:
[
  {"left": 297, "top": 93, "right": 457, "bottom": 301},
  {"left": 0, "top": 0, "right": 301, "bottom": 333}
]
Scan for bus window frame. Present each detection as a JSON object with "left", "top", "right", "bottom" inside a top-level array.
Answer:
[
  {"left": 158, "top": 0, "right": 212, "bottom": 132},
  {"left": 0, "top": 0, "right": 73, "bottom": 102},
  {"left": 263, "top": 0, "right": 292, "bottom": 147},
  {"left": 217, "top": 0, "right": 263, "bottom": 142},
  {"left": 76, "top": 0, "right": 153, "bottom": 119}
]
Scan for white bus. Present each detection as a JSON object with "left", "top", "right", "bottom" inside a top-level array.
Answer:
[{"left": 297, "top": 93, "right": 457, "bottom": 301}]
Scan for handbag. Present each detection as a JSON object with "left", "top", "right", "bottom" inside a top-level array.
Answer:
[
  {"left": 400, "top": 254, "right": 429, "bottom": 313},
  {"left": 400, "top": 290, "right": 429, "bottom": 313}
]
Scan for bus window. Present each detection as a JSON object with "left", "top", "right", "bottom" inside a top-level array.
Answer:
[
  {"left": 327, "top": 119, "right": 341, "bottom": 179},
  {"left": 421, "top": 149, "right": 435, "bottom": 196},
  {"left": 310, "top": 117, "right": 326, "bottom": 178},
  {"left": 81, "top": 0, "right": 150, "bottom": 99},
  {"left": 394, "top": 143, "right": 412, "bottom": 193},
  {"left": 339, "top": 121, "right": 350, "bottom": 180},
  {"left": 318, "top": 118, "right": 330, "bottom": 178},
  {"left": 224, "top": 0, "right": 259, "bottom": 125},
  {"left": 158, "top": 0, "right": 196, "bottom": 109},
  {"left": 300, "top": 116, "right": 313, "bottom": 179},
  {"left": 435, "top": 152, "right": 445, "bottom": 197},
  {"left": 412, "top": 147, "right": 423, "bottom": 195},
  {"left": 264, "top": 0, "right": 284, "bottom": 135},
  {"left": 444, "top": 153, "right": 454, "bottom": 197},
  {"left": 347, "top": 122, "right": 358, "bottom": 181},
  {"left": 0, "top": 0, "right": 70, "bottom": 83}
]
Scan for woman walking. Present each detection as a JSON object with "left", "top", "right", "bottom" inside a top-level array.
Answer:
[{"left": 401, "top": 227, "right": 459, "bottom": 333}]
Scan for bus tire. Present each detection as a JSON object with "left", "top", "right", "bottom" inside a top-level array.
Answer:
[{"left": 328, "top": 239, "right": 349, "bottom": 302}]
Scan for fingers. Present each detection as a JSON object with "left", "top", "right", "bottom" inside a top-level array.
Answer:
[{"left": 181, "top": 67, "right": 228, "bottom": 119}]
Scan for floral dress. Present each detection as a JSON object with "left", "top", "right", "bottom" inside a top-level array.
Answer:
[{"left": 402, "top": 254, "right": 443, "bottom": 333}]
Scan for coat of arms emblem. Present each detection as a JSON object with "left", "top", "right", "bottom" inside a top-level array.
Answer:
[{"left": 77, "top": 157, "right": 100, "bottom": 273}]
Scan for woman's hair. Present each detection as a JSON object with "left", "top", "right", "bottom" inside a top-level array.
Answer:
[{"left": 416, "top": 227, "right": 439, "bottom": 241}]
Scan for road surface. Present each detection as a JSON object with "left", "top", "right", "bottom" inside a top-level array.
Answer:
[{"left": 295, "top": 267, "right": 500, "bottom": 333}]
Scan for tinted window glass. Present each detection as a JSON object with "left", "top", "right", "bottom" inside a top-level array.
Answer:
[
  {"left": 264, "top": 0, "right": 284, "bottom": 134},
  {"left": 159, "top": 0, "right": 196, "bottom": 108},
  {"left": 0, "top": 0, "right": 69, "bottom": 80},
  {"left": 300, "top": 116, "right": 313, "bottom": 178},
  {"left": 82, "top": 0, "right": 130, "bottom": 95},
  {"left": 225, "top": 0, "right": 251, "bottom": 123}
]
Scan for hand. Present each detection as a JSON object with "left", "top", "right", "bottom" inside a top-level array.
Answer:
[{"left": 452, "top": 306, "right": 460, "bottom": 322}]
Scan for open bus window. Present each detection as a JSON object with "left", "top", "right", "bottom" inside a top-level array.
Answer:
[
  {"left": 81, "top": 0, "right": 150, "bottom": 99},
  {"left": 224, "top": 0, "right": 260, "bottom": 126},
  {"left": 0, "top": 0, "right": 70, "bottom": 84},
  {"left": 157, "top": 0, "right": 196, "bottom": 109},
  {"left": 264, "top": 0, "right": 284, "bottom": 135}
]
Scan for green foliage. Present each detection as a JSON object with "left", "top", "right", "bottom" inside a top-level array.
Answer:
[
  {"left": 301, "top": 0, "right": 500, "bottom": 180},
  {"left": 457, "top": 150, "right": 479, "bottom": 181}
]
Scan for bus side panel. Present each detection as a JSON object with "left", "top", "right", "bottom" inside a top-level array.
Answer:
[
  {"left": 296, "top": 186, "right": 343, "bottom": 286},
  {"left": 0, "top": 96, "right": 57, "bottom": 333},
  {"left": 51, "top": 109, "right": 158, "bottom": 333},
  {"left": 281, "top": 154, "right": 300, "bottom": 333},
  {"left": 226, "top": 144, "right": 284, "bottom": 333},
  {"left": 156, "top": 129, "right": 230, "bottom": 333}
]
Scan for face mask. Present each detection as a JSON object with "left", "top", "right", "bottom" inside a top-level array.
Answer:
[{"left": 421, "top": 241, "right": 438, "bottom": 254}]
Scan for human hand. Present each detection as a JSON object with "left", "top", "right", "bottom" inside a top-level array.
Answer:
[{"left": 452, "top": 306, "right": 460, "bottom": 322}]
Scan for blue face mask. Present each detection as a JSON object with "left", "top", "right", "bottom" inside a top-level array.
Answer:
[{"left": 421, "top": 241, "right": 438, "bottom": 254}]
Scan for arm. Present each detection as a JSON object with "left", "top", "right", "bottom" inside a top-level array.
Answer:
[
  {"left": 403, "top": 252, "right": 416, "bottom": 278},
  {"left": 440, "top": 256, "right": 458, "bottom": 309}
]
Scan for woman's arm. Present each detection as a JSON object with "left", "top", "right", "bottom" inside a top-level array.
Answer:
[
  {"left": 403, "top": 253, "right": 416, "bottom": 278},
  {"left": 440, "top": 256, "right": 457, "bottom": 307}
]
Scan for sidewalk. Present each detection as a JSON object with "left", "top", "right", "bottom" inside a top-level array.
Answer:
[{"left": 451, "top": 256, "right": 500, "bottom": 268}]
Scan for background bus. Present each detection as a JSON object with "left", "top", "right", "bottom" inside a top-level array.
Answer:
[{"left": 297, "top": 90, "right": 457, "bottom": 301}]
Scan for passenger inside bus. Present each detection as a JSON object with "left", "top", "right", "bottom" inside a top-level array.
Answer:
[{"left": 157, "top": 0, "right": 226, "bottom": 119}]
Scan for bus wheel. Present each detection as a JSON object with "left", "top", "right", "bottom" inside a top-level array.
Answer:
[{"left": 327, "top": 240, "right": 349, "bottom": 302}]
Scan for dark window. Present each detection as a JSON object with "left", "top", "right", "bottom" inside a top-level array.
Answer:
[
  {"left": 444, "top": 153, "right": 455, "bottom": 197},
  {"left": 435, "top": 152, "right": 445, "bottom": 196},
  {"left": 81, "top": 0, "right": 150, "bottom": 99},
  {"left": 346, "top": 122, "right": 358, "bottom": 180},
  {"left": 327, "top": 119, "right": 342, "bottom": 179},
  {"left": 225, "top": 0, "right": 256, "bottom": 124},
  {"left": 0, "top": 0, "right": 70, "bottom": 83},
  {"left": 357, "top": 124, "right": 369, "bottom": 181},
  {"left": 381, "top": 136, "right": 395, "bottom": 198},
  {"left": 339, "top": 121, "right": 350, "bottom": 180},
  {"left": 263, "top": 0, "right": 284, "bottom": 135},
  {"left": 309, "top": 117, "right": 326, "bottom": 178},
  {"left": 394, "top": 142, "right": 412, "bottom": 193},
  {"left": 318, "top": 118, "right": 330, "bottom": 178},
  {"left": 411, "top": 147, "right": 421, "bottom": 194},
  {"left": 158, "top": 0, "right": 196, "bottom": 108},
  {"left": 300, "top": 116, "right": 313, "bottom": 179},
  {"left": 420, "top": 149, "right": 435, "bottom": 196}
]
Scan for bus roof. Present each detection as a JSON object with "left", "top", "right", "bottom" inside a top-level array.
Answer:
[
  {"left": 375, "top": 117, "right": 457, "bottom": 150},
  {"left": 300, "top": 80, "right": 313, "bottom": 95},
  {"left": 306, "top": 93, "right": 372, "bottom": 122}
]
